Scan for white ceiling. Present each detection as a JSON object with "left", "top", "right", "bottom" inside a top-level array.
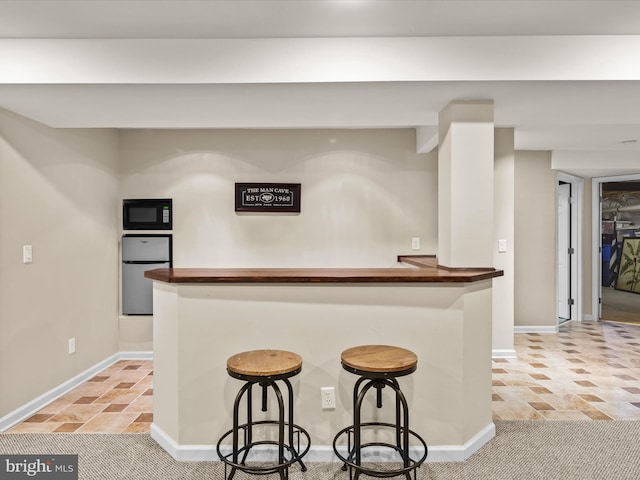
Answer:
[
  {"left": 1, "top": 0, "right": 640, "bottom": 177},
  {"left": 3, "top": 1, "right": 640, "bottom": 38}
]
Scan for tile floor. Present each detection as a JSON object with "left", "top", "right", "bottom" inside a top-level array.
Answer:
[
  {"left": 493, "top": 320, "right": 640, "bottom": 421},
  {"left": 6, "top": 360, "right": 153, "bottom": 433},
  {"left": 7, "top": 320, "right": 640, "bottom": 433}
]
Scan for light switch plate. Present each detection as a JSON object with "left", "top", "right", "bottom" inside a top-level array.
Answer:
[
  {"left": 498, "top": 239, "right": 507, "bottom": 253},
  {"left": 23, "top": 245, "right": 33, "bottom": 263}
]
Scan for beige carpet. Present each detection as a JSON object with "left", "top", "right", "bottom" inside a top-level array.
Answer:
[{"left": 2, "top": 421, "right": 640, "bottom": 479}]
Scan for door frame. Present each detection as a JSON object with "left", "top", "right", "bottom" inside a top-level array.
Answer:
[
  {"left": 558, "top": 173, "right": 583, "bottom": 323},
  {"left": 591, "top": 173, "right": 640, "bottom": 320},
  {"left": 557, "top": 181, "right": 572, "bottom": 322}
]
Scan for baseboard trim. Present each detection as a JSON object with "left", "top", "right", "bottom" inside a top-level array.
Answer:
[
  {"left": 514, "top": 325, "right": 559, "bottom": 334},
  {"left": 150, "top": 422, "right": 495, "bottom": 463},
  {"left": 150, "top": 423, "right": 218, "bottom": 462},
  {"left": 456, "top": 422, "right": 496, "bottom": 461},
  {"left": 583, "top": 315, "right": 595, "bottom": 321},
  {"left": 119, "top": 351, "right": 154, "bottom": 360},
  {"left": 492, "top": 349, "right": 517, "bottom": 359},
  {"left": 0, "top": 351, "right": 153, "bottom": 432}
]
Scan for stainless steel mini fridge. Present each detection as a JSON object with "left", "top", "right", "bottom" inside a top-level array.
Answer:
[{"left": 122, "top": 234, "right": 172, "bottom": 315}]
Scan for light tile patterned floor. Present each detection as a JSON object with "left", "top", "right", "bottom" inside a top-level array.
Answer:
[
  {"left": 493, "top": 321, "right": 640, "bottom": 421},
  {"left": 7, "top": 322, "right": 640, "bottom": 433},
  {"left": 6, "top": 360, "right": 153, "bottom": 433}
]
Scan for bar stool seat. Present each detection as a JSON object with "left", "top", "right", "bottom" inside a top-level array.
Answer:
[
  {"left": 341, "top": 345, "right": 417, "bottom": 376},
  {"left": 333, "top": 345, "right": 427, "bottom": 480},
  {"left": 217, "top": 349, "right": 309, "bottom": 480},
  {"left": 227, "top": 349, "right": 303, "bottom": 378}
]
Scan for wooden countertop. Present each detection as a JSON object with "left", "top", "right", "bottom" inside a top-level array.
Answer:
[{"left": 144, "top": 255, "right": 503, "bottom": 284}]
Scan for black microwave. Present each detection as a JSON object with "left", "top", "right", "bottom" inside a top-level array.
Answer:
[{"left": 123, "top": 199, "right": 172, "bottom": 230}]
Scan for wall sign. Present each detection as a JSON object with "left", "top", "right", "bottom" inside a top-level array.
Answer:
[{"left": 235, "top": 183, "right": 301, "bottom": 213}]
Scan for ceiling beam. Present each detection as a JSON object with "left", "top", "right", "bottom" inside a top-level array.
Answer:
[{"left": 3, "top": 37, "right": 640, "bottom": 85}]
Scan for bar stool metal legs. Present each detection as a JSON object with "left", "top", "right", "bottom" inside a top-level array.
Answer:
[
  {"left": 333, "top": 345, "right": 428, "bottom": 480},
  {"left": 217, "top": 350, "right": 309, "bottom": 480}
]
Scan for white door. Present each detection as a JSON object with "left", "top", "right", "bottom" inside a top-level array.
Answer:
[{"left": 558, "top": 183, "right": 572, "bottom": 321}]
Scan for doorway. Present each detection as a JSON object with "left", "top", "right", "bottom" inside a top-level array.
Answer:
[
  {"left": 558, "top": 181, "right": 572, "bottom": 323},
  {"left": 592, "top": 174, "right": 640, "bottom": 323},
  {"left": 557, "top": 173, "right": 582, "bottom": 324},
  {"left": 597, "top": 179, "right": 640, "bottom": 324}
]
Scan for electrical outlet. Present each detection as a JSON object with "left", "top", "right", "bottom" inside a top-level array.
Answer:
[
  {"left": 498, "top": 239, "right": 507, "bottom": 253},
  {"left": 321, "top": 387, "right": 336, "bottom": 409},
  {"left": 411, "top": 237, "right": 420, "bottom": 251},
  {"left": 68, "top": 338, "right": 76, "bottom": 355}
]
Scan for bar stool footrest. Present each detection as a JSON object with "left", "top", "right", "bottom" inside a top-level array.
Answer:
[
  {"left": 333, "top": 422, "right": 428, "bottom": 479},
  {"left": 217, "top": 420, "right": 310, "bottom": 476}
]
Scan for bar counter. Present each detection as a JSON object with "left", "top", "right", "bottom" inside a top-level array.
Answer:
[
  {"left": 144, "top": 256, "right": 503, "bottom": 283},
  {"left": 146, "top": 257, "right": 502, "bottom": 463}
]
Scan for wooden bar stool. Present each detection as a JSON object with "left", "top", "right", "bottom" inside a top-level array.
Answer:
[
  {"left": 333, "top": 345, "right": 428, "bottom": 480},
  {"left": 216, "top": 349, "right": 310, "bottom": 480}
]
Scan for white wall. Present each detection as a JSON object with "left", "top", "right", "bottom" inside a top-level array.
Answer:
[
  {"left": 493, "top": 128, "right": 515, "bottom": 354},
  {"left": 0, "top": 115, "right": 577, "bottom": 422},
  {"left": 514, "top": 150, "right": 557, "bottom": 327},
  {"left": 0, "top": 108, "right": 120, "bottom": 418},
  {"left": 119, "top": 129, "right": 438, "bottom": 268}
]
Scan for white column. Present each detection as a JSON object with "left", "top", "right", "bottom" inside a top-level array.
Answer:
[{"left": 438, "top": 101, "right": 494, "bottom": 268}]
